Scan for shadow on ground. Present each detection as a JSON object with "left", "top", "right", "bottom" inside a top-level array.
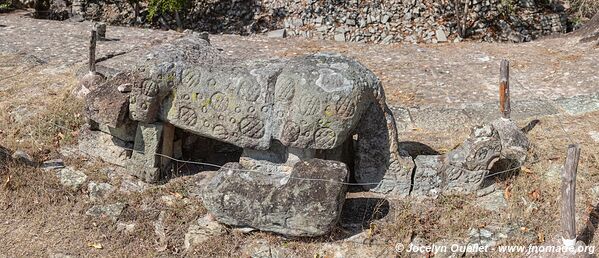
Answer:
[{"left": 335, "top": 197, "right": 390, "bottom": 240}]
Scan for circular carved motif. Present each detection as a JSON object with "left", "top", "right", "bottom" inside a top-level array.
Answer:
[
  {"left": 314, "top": 128, "right": 336, "bottom": 149},
  {"left": 299, "top": 95, "right": 321, "bottom": 116},
  {"left": 213, "top": 125, "right": 228, "bottom": 139},
  {"left": 238, "top": 79, "right": 260, "bottom": 101},
  {"left": 182, "top": 70, "right": 201, "bottom": 87},
  {"left": 210, "top": 92, "right": 229, "bottom": 111},
  {"left": 336, "top": 96, "right": 356, "bottom": 118},
  {"left": 281, "top": 121, "right": 300, "bottom": 143},
  {"left": 275, "top": 78, "right": 295, "bottom": 101},
  {"left": 239, "top": 117, "right": 265, "bottom": 139},
  {"left": 142, "top": 80, "right": 159, "bottom": 97},
  {"left": 179, "top": 106, "right": 197, "bottom": 126}
]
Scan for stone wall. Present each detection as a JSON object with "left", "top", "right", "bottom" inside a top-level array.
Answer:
[
  {"left": 271, "top": 0, "right": 570, "bottom": 43},
  {"left": 32, "top": 0, "right": 571, "bottom": 43}
]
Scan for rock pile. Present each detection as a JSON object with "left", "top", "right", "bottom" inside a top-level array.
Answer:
[
  {"left": 29, "top": 0, "right": 570, "bottom": 43},
  {"left": 273, "top": 0, "right": 569, "bottom": 43}
]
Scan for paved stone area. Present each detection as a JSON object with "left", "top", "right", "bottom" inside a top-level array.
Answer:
[{"left": 1, "top": 11, "right": 598, "bottom": 135}]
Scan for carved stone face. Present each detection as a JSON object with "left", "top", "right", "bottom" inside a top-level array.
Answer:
[{"left": 129, "top": 64, "right": 180, "bottom": 123}]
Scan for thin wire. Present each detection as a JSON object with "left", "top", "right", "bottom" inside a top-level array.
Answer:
[
  {"left": 510, "top": 72, "right": 577, "bottom": 145},
  {"left": 45, "top": 120, "right": 525, "bottom": 187}
]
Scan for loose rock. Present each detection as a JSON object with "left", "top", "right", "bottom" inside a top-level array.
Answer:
[
  {"left": 85, "top": 202, "right": 126, "bottom": 221},
  {"left": 56, "top": 167, "right": 88, "bottom": 190},
  {"left": 184, "top": 214, "right": 227, "bottom": 250},
  {"left": 88, "top": 181, "right": 113, "bottom": 201}
]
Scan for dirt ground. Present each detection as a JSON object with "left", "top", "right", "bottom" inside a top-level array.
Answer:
[{"left": 1, "top": 11, "right": 599, "bottom": 257}]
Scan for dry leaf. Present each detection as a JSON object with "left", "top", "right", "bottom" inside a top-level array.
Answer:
[
  {"left": 3, "top": 175, "right": 10, "bottom": 189},
  {"left": 529, "top": 189, "right": 541, "bottom": 201},
  {"left": 171, "top": 192, "right": 183, "bottom": 199},
  {"left": 88, "top": 243, "right": 103, "bottom": 249},
  {"left": 521, "top": 166, "right": 533, "bottom": 174},
  {"left": 504, "top": 186, "right": 512, "bottom": 200}
]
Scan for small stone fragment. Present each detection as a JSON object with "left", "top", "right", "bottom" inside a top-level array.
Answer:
[
  {"left": 88, "top": 181, "right": 113, "bottom": 201},
  {"left": 476, "top": 190, "right": 507, "bottom": 212},
  {"left": 184, "top": 214, "right": 226, "bottom": 250},
  {"left": 334, "top": 33, "right": 346, "bottom": 42},
  {"left": 267, "top": 29, "right": 286, "bottom": 38},
  {"left": 116, "top": 222, "right": 136, "bottom": 234},
  {"left": 436, "top": 29, "right": 448, "bottom": 42},
  {"left": 40, "top": 159, "right": 65, "bottom": 170},
  {"left": 11, "top": 150, "right": 37, "bottom": 167},
  {"left": 86, "top": 202, "right": 126, "bottom": 221},
  {"left": 56, "top": 167, "right": 88, "bottom": 190},
  {"left": 117, "top": 83, "right": 132, "bottom": 93}
]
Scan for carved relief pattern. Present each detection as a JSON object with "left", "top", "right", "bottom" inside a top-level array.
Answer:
[
  {"left": 238, "top": 80, "right": 260, "bottom": 102},
  {"left": 281, "top": 121, "right": 300, "bottom": 143},
  {"left": 275, "top": 78, "right": 295, "bottom": 101},
  {"left": 213, "top": 124, "right": 228, "bottom": 139},
  {"left": 299, "top": 95, "right": 321, "bottom": 116},
  {"left": 179, "top": 106, "right": 197, "bottom": 126},
  {"left": 336, "top": 96, "right": 356, "bottom": 118},
  {"left": 210, "top": 92, "right": 229, "bottom": 111},
  {"left": 314, "top": 127, "right": 336, "bottom": 148},
  {"left": 182, "top": 70, "right": 201, "bottom": 87},
  {"left": 239, "top": 117, "right": 265, "bottom": 139},
  {"left": 142, "top": 80, "right": 159, "bottom": 97}
]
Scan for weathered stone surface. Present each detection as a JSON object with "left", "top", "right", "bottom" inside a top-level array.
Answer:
[
  {"left": 85, "top": 72, "right": 137, "bottom": 141},
  {"left": 444, "top": 124, "right": 501, "bottom": 171},
  {"left": 411, "top": 155, "right": 443, "bottom": 197},
  {"left": 85, "top": 72, "right": 131, "bottom": 127},
  {"left": 56, "top": 167, "right": 88, "bottom": 190},
  {"left": 354, "top": 93, "right": 414, "bottom": 196},
  {"left": 202, "top": 159, "right": 348, "bottom": 237},
  {"left": 435, "top": 29, "right": 448, "bottom": 42},
  {"left": 128, "top": 123, "right": 163, "bottom": 182},
  {"left": 491, "top": 118, "right": 529, "bottom": 165},
  {"left": 11, "top": 149, "right": 37, "bottom": 167},
  {"left": 87, "top": 181, "right": 113, "bottom": 201},
  {"left": 78, "top": 128, "right": 132, "bottom": 167},
  {"left": 115, "top": 34, "right": 379, "bottom": 151},
  {"left": 267, "top": 29, "right": 287, "bottom": 38},
  {"left": 116, "top": 222, "right": 136, "bottom": 234},
  {"left": 184, "top": 215, "right": 226, "bottom": 250},
  {"left": 476, "top": 190, "right": 508, "bottom": 212},
  {"left": 85, "top": 202, "right": 126, "bottom": 221}
]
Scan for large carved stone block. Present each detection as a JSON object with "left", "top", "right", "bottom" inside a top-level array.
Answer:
[{"left": 202, "top": 159, "right": 348, "bottom": 237}]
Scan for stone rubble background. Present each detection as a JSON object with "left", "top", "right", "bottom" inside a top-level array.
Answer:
[{"left": 33, "top": 0, "right": 570, "bottom": 43}]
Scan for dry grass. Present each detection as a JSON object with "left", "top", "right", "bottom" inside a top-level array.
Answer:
[{"left": 571, "top": 0, "right": 599, "bottom": 20}]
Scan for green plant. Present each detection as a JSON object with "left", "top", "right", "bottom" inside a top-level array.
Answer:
[
  {"left": 499, "top": 0, "right": 518, "bottom": 17},
  {"left": 0, "top": 0, "right": 12, "bottom": 11},
  {"left": 147, "top": 0, "right": 187, "bottom": 20},
  {"left": 147, "top": 0, "right": 189, "bottom": 30}
]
